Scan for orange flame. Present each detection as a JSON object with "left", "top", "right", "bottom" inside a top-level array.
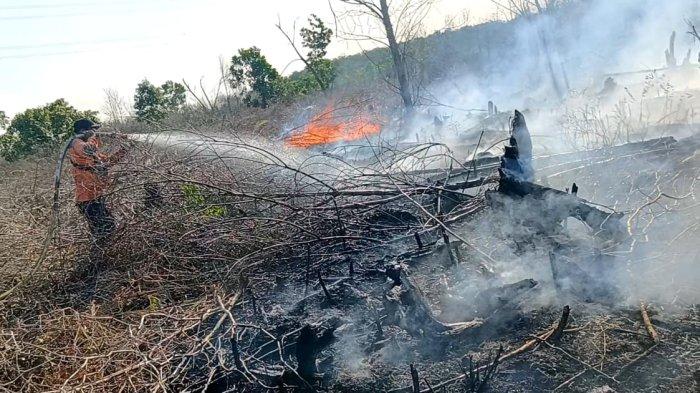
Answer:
[{"left": 286, "top": 105, "right": 381, "bottom": 148}]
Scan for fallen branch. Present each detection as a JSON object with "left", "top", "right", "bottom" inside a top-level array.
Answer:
[{"left": 640, "top": 302, "right": 660, "bottom": 344}]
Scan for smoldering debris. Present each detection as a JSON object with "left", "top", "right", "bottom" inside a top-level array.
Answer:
[{"left": 2, "top": 102, "right": 698, "bottom": 393}]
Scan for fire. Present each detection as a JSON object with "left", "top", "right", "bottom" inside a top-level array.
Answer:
[{"left": 286, "top": 105, "right": 382, "bottom": 148}]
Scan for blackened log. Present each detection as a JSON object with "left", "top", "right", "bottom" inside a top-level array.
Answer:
[
  {"left": 511, "top": 110, "right": 532, "bottom": 159},
  {"left": 497, "top": 175, "right": 625, "bottom": 239},
  {"left": 549, "top": 305, "right": 570, "bottom": 342},
  {"left": 549, "top": 250, "right": 619, "bottom": 302},
  {"left": 295, "top": 325, "right": 318, "bottom": 382},
  {"left": 318, "top": 271, "right": 333, "bottom": 303},
  {"left": 386, "top": 264, "right": 403, "bottom": 287},
  {"left": 474, "top": 279, "right": 538, "bottom": 318},
  {"left": 385, "top": 266, "right": 482, "bottom": 337},
  {"left": 414, "top": 232, "right": 424, "bottom": 250},
  {"left": 410, "top": 364, "right": 420, "bottom": 393},
  {"left": 293, "top": 323, "right": 338, "bottom": 384}
]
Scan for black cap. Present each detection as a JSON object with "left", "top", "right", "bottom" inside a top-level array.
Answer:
[{"left": 74, "top": 118, "right": 100, "bottom": 134}]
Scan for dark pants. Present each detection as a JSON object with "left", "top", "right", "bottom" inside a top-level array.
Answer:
[{"left": 77, "top": 198, "right": 115, "bottom": 241}]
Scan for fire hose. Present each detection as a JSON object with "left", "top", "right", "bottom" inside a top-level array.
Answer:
[{"left": 0, "top": 132, "right": 129, "bottom": 302}]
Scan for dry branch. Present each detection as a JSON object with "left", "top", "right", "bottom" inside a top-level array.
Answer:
[{"left": 640, "top": 302, "right": 659, "bottom": 344}]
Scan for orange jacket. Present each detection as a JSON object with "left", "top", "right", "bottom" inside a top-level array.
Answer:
[{"left": 68, "top": 136, "right": 125, "bottom": 203}]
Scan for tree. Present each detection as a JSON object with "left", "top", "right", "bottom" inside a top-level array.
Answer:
[
  {"left": 133, "top": 79, "right": 186, "bottom": 122},
  {"left": 102, "top": 88, "right": 130, "bottom": 124},
  {"left": 134, "top": 80, "right": 164, "bottom": 122},
  {"left": 301, "top": 15, "right": 333, "bottom": 60},
  {"left": 276, "top": 14, "right": 336, "bottom": 94},
  {"left": 229, "top": 47, "right": 282, "bottom": 108},
  {"left": 491, "top": 0, "right": 566, "bottom": 19},
  {"left": 490, "top": 0, "right": 567, "bottom": 99},
  {"left": 298, "top": 14, "right": 336, "bottom": 89},
  {"left": 338, "top": 0, "right": 435, "bottom": 108},
  {"left": 0, "top": 111, "right": 8, "bottom": 130},
  {"left": 161, "top": 80, "right": 187, "bottom": 110},
  {"left": 0, "top": 99, "right": 97, "bottom": 161}
]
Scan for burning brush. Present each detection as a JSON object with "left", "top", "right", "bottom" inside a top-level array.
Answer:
[{"left": 285, "top": 103, "right": 383, "bottom": 148}]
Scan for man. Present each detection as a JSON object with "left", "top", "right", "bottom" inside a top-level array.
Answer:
[{"left": 68, "top": 119, "right": 127, "bottom": 241}]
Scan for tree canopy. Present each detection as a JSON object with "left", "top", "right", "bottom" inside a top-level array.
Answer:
[
  {"left": 0, "top": 111, "right": 8, "bottom": 130},
  {"left": 229, "top": 47, "right": 282, "bottom": 108},
  {"left": 0, "top": 99, "right": 97, "bottom": 161},
  {"left": 133, "top": 79, "right": 186, "bottom": 123},
  {"left": 230, "top": 15, "right": 335, "bottom": 107}
]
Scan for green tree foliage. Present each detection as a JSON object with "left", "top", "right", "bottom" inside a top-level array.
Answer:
[
  {"left": 133, "top": 79, "right": 186, "bottom": 122},
  {"left": 230, "top": 16, "right": 335, "bottom": 107},
  {"left": 301, "top": 14, "right": 333, "bottom": 61},
  {"left": 0, "top": 99, "right": 97, "bottom": 161},
  {"left": 229, "top": 47, "right": 282, "bottom": 108},
  {"left": 161, "top": 81, "right": 187, "bottom": 110},
  {"left": 0, "top": 111, "right": 8, "bottom": 130},
  {"left": 134, "top": 80, "right": 162, "bottom": 122},
  {"left": 299, "top": 14, "right": 335, "bottom": 90}
]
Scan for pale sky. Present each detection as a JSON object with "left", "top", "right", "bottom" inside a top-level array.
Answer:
[{"left": 0, "top": 0, "right": 497, "bottom": 117}]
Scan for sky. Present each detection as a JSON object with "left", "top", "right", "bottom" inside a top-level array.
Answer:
[{"left": 0, "top": 0, "right": 497, "bottom": 118}]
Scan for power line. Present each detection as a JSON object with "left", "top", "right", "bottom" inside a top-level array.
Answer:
[
  {"left": 0, "top": 48, "right": 96, "bottom": 60},
  {"left": 0, "top": 36, "right": 158, "bottom": 51},
  {"left": 0, "top": 0, "right": 175, "bottom": 11},
  {"left": 0, "top": 0, "right": 188, "bottom": 20},
  {"left": 0, "top": 36, "right": 186, "bottom": 60},
  {"left": 0, "top": 11, "right": 93, "bottom": 21}
]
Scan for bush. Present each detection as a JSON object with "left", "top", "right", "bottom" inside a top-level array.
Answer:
[{"left": 181, "top": 184, "right": 228, "bottom": 218}]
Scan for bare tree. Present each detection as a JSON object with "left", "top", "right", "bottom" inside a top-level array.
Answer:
[
  {"left": 491, "top": 0, "right": 566, "bottom": 19},
  {"left": 443, "top": 9, "right": 471, "bottom": 31},
  {"left": 102, "top": 88, "right": 131, "bottom": 125},
  {"left": 687, "top": 20, "right": 700, "bottom": 63},
  {"left": 491, "top": 0, "right": 567, "bottom": 99},
  {"left": 337, "top": 0, "right": 435, "bottom": 109}
]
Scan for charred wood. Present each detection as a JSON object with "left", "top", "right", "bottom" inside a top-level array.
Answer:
[
  {"left": 317, "top": 271, "right": 333, "bottom": 304},
  {"left": 389, "top": 306, "right": 571, "bottom": 393},
  {"left": 413, "top": 232, "right": 424, "bottom": 250},
  {"left": 383, "top": 265, "right": 483, "bottom": 338},
  {"left": 410, "top": 364, "right": 420, "bottom": 393},
  {"left": 462, "top": 345, "right": 503, "bottom": 393},
  {"left": 549, "top": 305, "right": 571, "bottom": 343},
  {"left": 279, "top": 322, "right": 339, "bottom": 386},
  {"left": 549, "top": 250, "right": 618, "bottom": 303},
  {"left": 442, "top": 279, "right": 538, "bottom": 324},
  {"left": 494, "top": 174, "right": 625, "bottom": 240},
  {"left": 475, "top": 279, "right": 538, "bottom": 319}
]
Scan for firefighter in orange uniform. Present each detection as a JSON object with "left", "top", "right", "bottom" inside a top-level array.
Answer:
[{"left": 68, "top": 119, "right": 127, "bottom": 241}]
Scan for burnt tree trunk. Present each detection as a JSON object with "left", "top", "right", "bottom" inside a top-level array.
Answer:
[
  {"left": 379, "top": 0, "right": 413, "bottom": 108},
  {"left": 291, "top": 324, "right": 337, "bottom": 384}
]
